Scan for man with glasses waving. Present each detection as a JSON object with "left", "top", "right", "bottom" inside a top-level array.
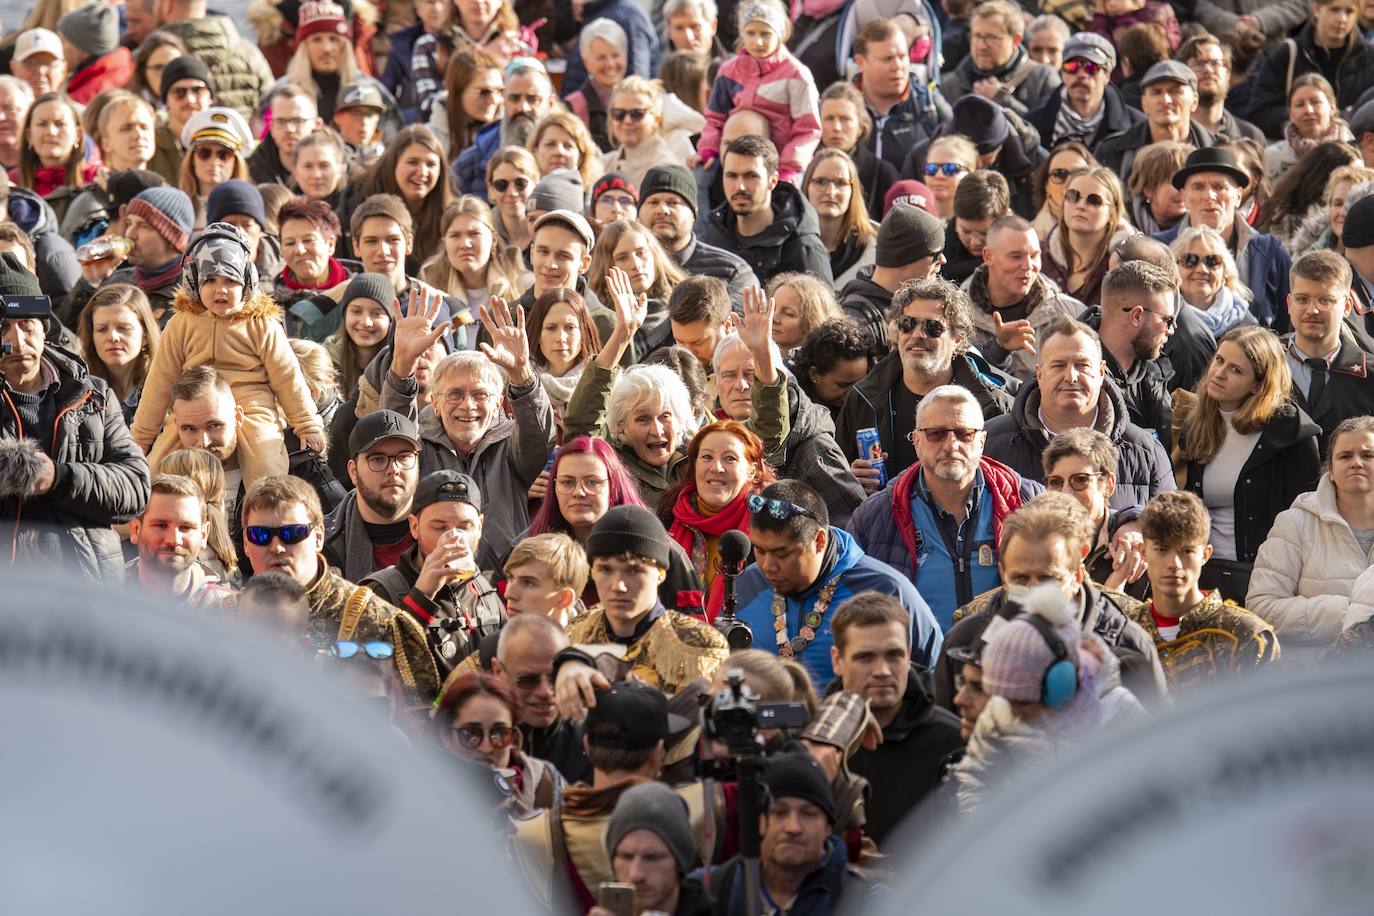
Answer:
[
  {"left": 323, "top": 410, "right": 421, "bottom": 583},
  {"left": 1092, "top": 261, "right": 1179, "bottom": 447},
  {"left": 1027, "top": 32, "right": 1142, "bottom": 150},
  {"left": 848, "top": 385, "right": 1042, "bottom": 630}
]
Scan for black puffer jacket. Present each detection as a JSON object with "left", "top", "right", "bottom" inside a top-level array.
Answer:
[
  {"left": 838, "top": 266, "right": 894, "bottom": 354},
  {"left": 7, "top": 187, "right": 81, "bottom": 304},
  {"left": 772, "top": 376, "right": 866, "bottom": 529},
  {"left": 698, "top": 181, "right": 833, "bottom": 288},
  {"left": 1247, "top": 25, "right": 1374, "bottom": 138},
  {"left": 982, "top": 375, "right": 1175, "bottom": 509},
  {"left": 0, "top": 346, "right": 150, "bottom": 583}
]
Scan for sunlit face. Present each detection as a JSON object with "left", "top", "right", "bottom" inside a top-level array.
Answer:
[
  {"left": 555, "top": 452, "right": 611, "bottom": 531},
  {"left": 998, "top": 533, "right": 1085, "bottom": 602},
  {"left": 1045, "top": 453, "right": 1113, "bottom": 526},
  {"left": 502, "top": 561, "right": 569, "bottom": 618},
  {"left": 1027, "top": 27, "right": 1064, "bottom": 71},
  {"left": 592, "top": 555, "right": 664, "bottom": 629},
  {"left": 457, "top": 0, "right": 500, "bottom": 31},
  {"left": 914, "top": 398, "right": 984, "bottom": 483},
  {"left": 855, "top": 32, "right": 909, "bottom": 100},
  {"left": 133, "top": 492, "right": 206, "bottom": 578},
  {"left": 444, "top": 212, "right": 494, "bottom": 277},
  {"left": 90, "top": 303, "right": 144, "bottom": 371},
  {"left": 640, "top": 191, "right": 693, "bottom": 249},
  {"left": 293, "top": 142, "right": 342, "bottom": 199},
  {"left": 1203, "top": 339, "right": 1261, "bottom": 411},
  {"left": 984, "top": 227, "right": 1041, "bottom": 301},
  {"left": 434, "top": 366, "right": 501, "bottom": 452},
  {"left": 304, "top": 32, "right": 348, "bottom": 73},
  {"left": 530, "top": 224, "right": 590, "bottom": 295},
  {"left": 1062, "top": 56, "right": 1110, "bottom": 111},
  {"left": 1034, "top": 331, "right": 1106, "bottom": 417},
  {"left": 242, "top": 501, "right": 322, "bottom": 585},
  {"left": 809, "top": 356, "right": 869, "bottom": 408},
  {"left": 1313, "top": 0, "right": 1359, "bottom": 48},
  {"left": 895, "top": 297, "right": 958, "bottom": 378},
  {"left": 199, "top": 274, "right": 245, "bottom": 317},
  {"left": 611, "top": 830, "right": 680, "bottom": 915},
  {"left": 1183, "top": 173, "right": 1241, "bottom": 232},
  {"left": 414, "top": 0, "right": 449, "bottom": 31},
  {"left": 741, "top": 19, "right": 781, "bottom": 58},
  {"left": 124, "top": 213, "right": 178, "bottom": 270},
  {"left": 595, "top": 187, "right": 638, "bottom": 224},
  {"left": 0, "top": 83, "right": 30, "bottom": 147},
  {"left": 270, "top": 93, "right": 318, "bottom": 159},
  {"left": 1144, "top": 537, "right": 1210, "bottom": 606},
  {"left": 1179, "top": 239, "right": 1225, "bottom": 306},
  {"left": 539, "top": 300, "right": 583, "bottom": 375},
  {"left": 348, "top": 438, "right": 418, "bottom": 519},
  {"left": 102, "top": 104, "right": 155, "bottom": 171},
  {"left": 1287, "top": 273, "right": 1352, "bottom": 350},
  {"left": 969, "top": 12, "right": 1016, "bottom": 70},
  {"left": 192, "top": 142, "right": 237, "bottom": 189},
  {"left": 610, "top": 90, "right": 659, "bottom": 149},
  {"left": 819, "top": 98, "right": 862, "bottom": 152},
  {"left": 831, "top": 620, "right": 909, "bottom": 715},
  {"left": 586, "top": 36, "right": 627, "bottom": 90},
  {"left": 355, "top": 215, "right": 411, "bottom": 281},
  {"left": 1288, "top": 84, "right": 1334, "bottom": 139},
  {"left": 165, "top": 78, "right": 210, "bottom": 130},
  {"left": 1142, "top": 79, "right": 1196, "bottom": 130},
  {"left": 715, "top": 342, "right": 758, "bottom": 420},
  {"left": 1331, "top": 180, "right": 1356, "bottom": 240},
  {"left": 724, "top": 151, "right": 776, "bottom": 216},
  {"left": 445, "top": 693, "right": 515, "bottom": 768},
  {"left": 27, "top": 98, "right": 76, "bottom": 167},
  {"left": 534, "top": 124, "right": 579, "bottom": 175},
  {"left": 770, "top": 283, "right": 808, "bottom": 350},
  {"left": 1063, "top": 174, "right": 1112, "bottom": 234},
  {"left": 695, "top": 430, "right": 753, "bottom": 511},
  {"left": 332, "top": 108, "right": 379, "bottom": 146},
  {"left": 671, "top": 317, "right": 728, "bottom": 364},
  {"left": 495, "top": 631, "right": 561, "bottom": 726},
  {"left": 668, "top": 10, "right": 715, "bottom": 53},
  {"left": 344, "top": 296, "right": 390, "bottom": 349},
  {"left": 280, "top": 217, "right": 335, "bottom": 286},
  {"left": 504, "top": 72, "right": 553, "bottom": 127},
  {"left": 1331, "top": 430, "right": 1374, "bottom": 494},
  {"left": 461, "top": 66, "right": 504, "bottom": 123},
  {"left": 611, "top": 229, "right": 655, "bottom": 294},
  {"left": 395, "top": 142, "right": 441, "bottom": 202},
  {"left": 622, "top": 396, "right": 678, "bottom": 467},
  {"left": 806, "top": 156, "right": 852, "bottom": 223},
  {"left": 924, "top": 139, "right": 971, "bottom": 202},
  {"left": 488, "top": 161, "right": 532, "bottom": 220},
  {"left": 13, "top": 51, "right": 65, "bottom": 96},
  {"left": 1187, "top": 42, "right": 1230, "bottom": 98}
]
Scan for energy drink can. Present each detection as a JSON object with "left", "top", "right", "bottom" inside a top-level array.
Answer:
[
  {"left": 855, "top": 427, "right": 887, "bottom": 488},
  {"left": 543, "top": 446, "right": 560, "bottom": 474}
]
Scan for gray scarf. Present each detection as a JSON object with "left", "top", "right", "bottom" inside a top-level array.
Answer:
[{"left": 1052, "top": 92, "right": 1105, "bottom": 146}]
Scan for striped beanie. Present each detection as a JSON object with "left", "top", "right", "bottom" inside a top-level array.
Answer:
[{"left": 128, "top": 187, "right": 194, "bottom": 252}]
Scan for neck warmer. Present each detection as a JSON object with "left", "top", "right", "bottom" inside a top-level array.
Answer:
[
  {"left": 134, "top": 256, "right": 184, "bottom": 292},
  {"left": 1187, "top": 285, "right": 1252, "bottom": 336}
]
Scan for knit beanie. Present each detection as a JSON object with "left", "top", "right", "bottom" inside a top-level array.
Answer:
[
  {"left": 947, "top": 95, "right": 1010, "bottom": 155},
  {"left": 339, "top": 272, "right": 396, "bottom": 311},
  {"left": 0, "top": 251, "right": 45, "bottom": 299},
  {"left": 128, "top": 187, "right": 195, "bottom": 252},
  {"left": 981, "top": 585, "right": 1082, "bottom": 704},
  {"left": 529, "top": 169, "right": 585, "bottom": 214},
  {"left": 876, "top": 204, "right": 944, "bottom": 268},
  {"left": 762, "top": 752, "right": 836, "bottom": 824},
  {"left": 639, "top": 164, "right": 698, "bottom": 218},
  {"left": 1344, "top": 196, "right": 1374, "bottom": 248},
  {"left": 159, "top": 56, "right": 213, "bottom": 104},
  {"left": 605, "top": 782, "right": 698, "bottom": 875},
  {"left": 591, "top": 171, "right": 638, "bottom": 205},
  {"left": 206, "top": 180, "right": 267, "bottom": 230},
  {"left": 586, "top": 505, "right": 671, "bottom": 568},
  {"left": 736, "top": 0, "right": 787, "bottom": 35},
  {"left": 106, "top": 170, "right": 166, "bottom": 210},
  {"left": 295, "top": 0, "right": 352, "bottom": 45},
  {"left": 57, "top": 2, "right": 119, "bottom": 57},
  {"left": 882, "top": 179, "right": 937, "bottom": 218}
]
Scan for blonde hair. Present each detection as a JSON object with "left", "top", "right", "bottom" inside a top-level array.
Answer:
[
  {"left": 158, "top": 447, "right": 236, "bottom": 573},
  {"left": 766, "top": 273, "right": 842, "bottom": 341},
  {"left": 589, "top": 220, "right": 685, "bottom": 303},
  {"left": 611, "top": 75, "right": 664, "bottom": 115},
  {"left": 421, "top": 197, "right": 526, "bottom": 301},
  {"left": 1326, "top": 164, "right": 1374, "bottom": 204},
  {"left": 928, "top": 134, "right": 979, "bottom": 171},
  {"left": 1180, "top": 325, "right": 1293, "bottom": 464},
  {"left": 504, "top": 532, "right": 590, "bottom": 593},
  {"left": 285, "top": 34, "right": 360, "bottom": 105},
  {"left": 526, "top": 110, "right": 604, "bottom": 189},
  {"left": 289, "top": 338, "right": 339, "bottom": 416}
]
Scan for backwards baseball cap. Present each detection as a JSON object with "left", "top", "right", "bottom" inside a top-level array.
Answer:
[
  {"left": 348, "top": 409, "right": 420, "bottom": 456},
  {"left": 412, "top": 470, "right": 482, "bottom": 514},
  {"left": 337, "top": 79, "right": 386, "bottom": 113},
  {"left": 585, "top": 682, "right": 690, "bottom": 750}
]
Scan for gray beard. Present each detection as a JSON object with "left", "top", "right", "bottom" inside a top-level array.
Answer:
[{"left": 501, "top": 116, "right": 534, "bottom": 148}]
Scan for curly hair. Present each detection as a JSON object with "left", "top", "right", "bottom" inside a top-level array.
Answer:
[{"left": 887, "top": 276, "right": 976, "bottom": 354}]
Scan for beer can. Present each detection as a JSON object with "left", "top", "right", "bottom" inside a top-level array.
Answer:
[{"left": 855, "top": 427, "right": 887, "bottom": 488}]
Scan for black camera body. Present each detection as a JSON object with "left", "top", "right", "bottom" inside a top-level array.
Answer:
[{"left": 703, "top": 669, "right": 811, "bottom": 754}]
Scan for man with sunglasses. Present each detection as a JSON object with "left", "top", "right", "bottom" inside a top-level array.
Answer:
[
  {"left": 837, "top": 203, "right": 948, "bottom": 355},
  {"left": 147, "top": 56, "right": 214, "bottom": 185},
  {"left": 323, "top": 410, "right": 421, "bottom": 583},
  {"left": 363, "top": 470, "right": 506, "bottom": 703},
  {"left": 1026, "top": 32, "right": 1142, "bottom": 150},
  {"left": 1092, "top": 260, "right": 1178, "bottom": 447},
  {"left": 1095, "top": 61, "right": 1215, "bottom": 184},
  {"left": 493, "top": 613, "right": 592, "bottom": 785},
  {"left": 849, "top": 385, "right": 1041, "bottom": 630},
  {"left": 734, "top": 479, "right": 941, "bottom": 687}
]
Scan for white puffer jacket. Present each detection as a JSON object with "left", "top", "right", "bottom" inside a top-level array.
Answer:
[{"left": 1246, "top": 475, "right": 1374, "bottom": 663}]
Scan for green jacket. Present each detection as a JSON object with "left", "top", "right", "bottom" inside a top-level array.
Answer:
[{"left": 159, "top": 15, "right": 275, "bottom": 120}]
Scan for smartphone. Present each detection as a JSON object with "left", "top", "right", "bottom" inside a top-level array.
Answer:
[{"left": 597, "top": 882, "right": 636, "bottom": 916}]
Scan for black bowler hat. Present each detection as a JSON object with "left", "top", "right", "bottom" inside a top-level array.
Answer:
[{"left": 1171, "top": 147, "right": 1250, "bottom": 191}]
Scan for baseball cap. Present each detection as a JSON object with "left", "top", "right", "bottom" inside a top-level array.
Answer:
[
  {"left": 337, "top": 79, "right": 386, "bottom": 113},
  {"left": 14, "top": 29, "right": 62, "bottom": 63},
  {"left": 412, "top": 470, "right": 483, "bottom": 514},
  {"left": 1063, "top": 32, "right": 1115, "bottom": 71},
  {"left": 585, "top": 682, "right": 691, "bottom": 750},
  {"left": 348, "top": 409, "right": 420, "bottom": 456},
  {"left": 532, "top": 209, "right": 595, "bottom": 250}
]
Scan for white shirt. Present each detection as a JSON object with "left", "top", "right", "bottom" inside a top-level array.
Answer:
[{"left": 1201, "top": 410, "right": 1261, "bottom": 561}]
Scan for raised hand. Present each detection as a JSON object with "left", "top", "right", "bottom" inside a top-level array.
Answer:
[
  {"left": 992, "top": 311, "right": 1037, "bottom": 355},
  {"left": 478, "top": 296, "right": 533, "bottom": 385},
  {"left": 606, "top": 266, "right": 646, "bottom": 336},
  {"left": 740, "top": 285, "right": 778, "bottom": 382},
  {"left": 389, "top": 287, "right": 448, "bottom": 379}
]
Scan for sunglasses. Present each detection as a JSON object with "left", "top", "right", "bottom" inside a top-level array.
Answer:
[
  {"left": 1063, "top": 188, "right": 1106, "bottom": 207},
  {"left": 195, "top": 146, "right": 235, "bottom": 162},
  {"left": 454, "top": 723, "right": 515, "bottom": 750},
  {"left": 491, "top": 177, "right": 529, "bottom": 194},
  {"left": 1063, "top": 58, "right": 1103, "bottom": 76},
  {"left": 894, "top": 315, "right": 947, "bottom": 337},
  {"left": 169, "top": 84, "right": 209, "bottom": 99},
  {"left": 1048, "top": 168, "right": 1073, "bottom": 184},
  {"left": 330, "top": 640, "right": 394, "bottom": 660},
  {"left": 245, "top": 523, "right": 313, "bottom": 546},
  {"left": 924, "top": 161, "right": 967, "bottom": 177},
  {"left": 747, "top": 493, "right": 818, "bottom": 522},
  {"left": 610, "top": 107, "right": 648, "bottom": 123},
  {"left": 916, "top": 426, "right": 981, "bottom": 444},
  {"left": 1045, "top": 471, "right": 1101, "bottom": 492},
  {"left": 512, "top": 672, "right": 554, "bottom": 690},
  {"left": 1179, "top": 253, "right": 1223, "bottom": 270}
]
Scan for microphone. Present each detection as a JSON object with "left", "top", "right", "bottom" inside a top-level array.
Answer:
[
  {"left": 719, "top": 530, "right": 752, "bottom": 575},
  {"left": 715, "top": 530, "right": 753, "bottom": 649}
]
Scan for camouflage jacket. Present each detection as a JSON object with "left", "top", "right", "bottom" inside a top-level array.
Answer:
[
  {"left": 566, "top": 606, "right": 728, "bottom": 695},
  {"left": 303, "top": 558, "right": 398, "bottom": 652},
  {"left": 1122, "top": 589, "right": 1279, "bottom": 692}
]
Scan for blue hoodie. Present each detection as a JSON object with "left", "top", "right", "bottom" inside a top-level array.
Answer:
[{"left": 735, "top": 527, "right": 942, "bottom": 687}]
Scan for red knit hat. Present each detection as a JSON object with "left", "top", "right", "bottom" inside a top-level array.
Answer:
[{"left": 295, "top": 0, "right": 351, "bottom": 45}]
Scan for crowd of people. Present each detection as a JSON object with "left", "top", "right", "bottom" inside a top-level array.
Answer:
[{"left": 6, "top": 0, "right": 1374, "bottom": 909}]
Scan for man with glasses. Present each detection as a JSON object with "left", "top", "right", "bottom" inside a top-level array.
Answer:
[
  {"left": 837, "top": 276, "right": 1014, "bottom": 495},
  {"left": 982, "top": 316, "right": 1175, "bottom": 508},
  {"left": 838, "top": 203, "right": 948, "bottom": 355},
  {"left": 364, "top": 470, "right": 507, "bottom": 703},
  {"left": 734, "top": 479, "right": 941, "bottom": 687},
  {"left": 941, "top": 1, "right": 1059, "bottom": 118},
  {"left": 849, "top": 385, "right": 1042, "bottom": 630},
  {"left": 323, "top": 410, "right": 421, "bottom": 582},
  {"left": 493, "top": 613, "right": 591, "bottom": 784},
  {"left": 1178, "top": 34, "right": 1264, "bottom": 144},
  {"left": 1027, "top": 32, "right": 1141, "bottom": 149},
  {"left": 1093, "top": 261, "right": 1178, "bottom": 446},
  {"left": 456, "top": 60, "right": 555, "bottom": 195},
  {"left": 148, "top": 56, "right": 215, "bottom": 185},
  {"left": 249, "top": 84, "right": 322, "bottom": 188}
]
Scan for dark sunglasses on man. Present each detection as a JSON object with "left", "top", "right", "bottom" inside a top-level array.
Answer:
[
  {"left": 245, "top": 524, "right": 313, "bottom": 546},
  {"left": 894, "top": 315, "right": 946, "bottom": 337}
]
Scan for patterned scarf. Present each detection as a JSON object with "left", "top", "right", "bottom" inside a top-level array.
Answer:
[
  {"left": 1284, "top": 118, "right": 1348, "bottom": 161},
  {"left": 668, "top": 485, "right": 752, "bottom": 622},
  {"left": 1052, "top": 93, "right": 1105, "bottom": 146},
  {"left": 411, "top": 32, "right": 443, "bottom": 120}
]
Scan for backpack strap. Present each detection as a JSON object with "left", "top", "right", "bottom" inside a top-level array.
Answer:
[{"left": 997, "top": 58, "right": 1038, "bottom": 100}]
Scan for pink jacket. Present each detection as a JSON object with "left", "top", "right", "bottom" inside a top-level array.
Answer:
[{"left": 698, "top": 47, "right": 820, "bottom": 183}]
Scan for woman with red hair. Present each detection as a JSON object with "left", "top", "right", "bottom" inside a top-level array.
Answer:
[{"left": 662, "top": 420, "right": 775, "bottom": 622}]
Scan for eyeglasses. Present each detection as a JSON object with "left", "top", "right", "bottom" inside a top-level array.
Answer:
[
  {"left": 245, "top": 523, "right": 313, "bottom": 546},
  {"left": 491, "top": 177, "right": 529, "bottom": 194},
  {"left": 195, "top": 145, "right": 235, "bottom": 162},
  {"left": 1189, "top": 57, "right": 1227, "bottom": 71},
  {"left": 1126, "top": 305, "right": 1178, "bottom": 331},
  {"left": 554, "top": 475, "right": 608, "bottom": 494},
  {"left": 362, "top": 451, "right": 418, "bottom": 472},
  {"left": 1048, "top": 168, "right": 1073, "bottom": 184},
  {"left": 748, "top": 493, "right": 818, "bottom": 522},
  {"left": 810, "top": 176, "right": 851, "bottom": 191},
  {"left": 610, "top": 107, "right": 649, "bottom": 123},
  {"left": 1292, "top": 293, "right": 1344, "bottom": 311},
  {"left": 925, "top": 162, "right": 967, "bottom": 177},
  {"left": 1046, "top": 471, "right": 1102, "bottom": 492},
  {"left": 916, "top": 426, "right": 982, "bottom": 444},
  {"left": 597, "top": 193, "right": 637, "bottom": 209},
  {"left": 275, "top": 116, "right": 313, "bottom": 130},
  {"left": 1063, "top": 188, "right": 1106, "bottom": 207},
  {"left": 1062, "top": 58, "right": 1103, "bottom": 76},
  {"left": 439, "top": 387, "right": 496, "bottom": 404},
  {"left": 1179, "top": 253, "right": 1223, "bottom": 270},
  {"left": 330, "top": 640, "right": 394, "bottom": 660},
  {"left": 894, "top": 315, "right": 946, "bottom": 338},
  {"left": 511, "top": 672, "right": 554, "bottom": 690},
  {"left": 453, "top": 722, "right": 515, "bottom": 750}
]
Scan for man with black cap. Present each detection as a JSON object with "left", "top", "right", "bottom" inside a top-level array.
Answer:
[
  {"left": 837, "top": 203, "right": 947, "bottom": 355},
  {"left": 639, "top": 163, "right": 758, "bottom": 308},
  {"left": 708, "top": 751, "right": 880, "bottom": 915},
  {"left": 1028, "top": 31, "right": 1143, "bottom": 149},
  {"left": 147, "top": 55, "right": 216, "bottom": 185},
  {"left": 0, "top": 252, "right": 150, "bottom": 583},
  {"left": 363, "top": 469, "right": 506, "bottom": 702},
  {"left": 1155, "top": 147, "right": 1291, "bottom": 331},
  {"left": 698, "top": 135, "right": 832, "bottom": 289},
  {"left": 592, "top": 781, "right": 713, "bottom": 916},
  {"left": 322, "top": 409, "right": 420, "bottom": 582},
  {"left": 1095, "top": 60, "right": 1214, "bottom": 181},
  {"left": 206, "top": 179, "right": 283, "bottom": 283}
]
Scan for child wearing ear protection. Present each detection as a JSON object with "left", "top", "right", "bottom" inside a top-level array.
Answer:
[{"left": 130, "top": 223, "right": 325, "bottom": 487}]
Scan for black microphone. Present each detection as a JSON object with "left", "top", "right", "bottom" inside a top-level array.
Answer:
[
  {"left": 715, "top": 530, "right": 754, "bottom": 649},
  {"left": 720, "top": 530, "right": 752, "bottom": 574}
]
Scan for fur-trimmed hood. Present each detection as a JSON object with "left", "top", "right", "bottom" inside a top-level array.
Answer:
[
  {"left": 172, "top": 285, "right": 284, "bottom": 321},
  {"left": 247, "top": 0, "right": 379, "bottom": 46}
]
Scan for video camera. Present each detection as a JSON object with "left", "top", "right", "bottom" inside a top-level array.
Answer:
[{"left": 702, "top": 669, "right": 811, "bottom": 755}]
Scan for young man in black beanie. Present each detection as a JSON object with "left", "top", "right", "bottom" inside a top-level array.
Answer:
[
  {"left": 555, "top": 505, "right": 727, "bottom": 716},
  {"left": 147, "top": 55, "right": 216, "bottom": 184},
  {"left": 639, "top": 163, "right": 758, "bottom": 308},
  {"left": 838, "top": 203, "right": 947, "bottom": 355}
]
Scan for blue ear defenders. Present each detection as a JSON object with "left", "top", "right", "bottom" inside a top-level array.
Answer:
[
  {"left": 182, "top": 222, "right": 259, "bottom": 299},
  {"left": 1016, "top": 612, "right": 1078, "bottom": 708}
]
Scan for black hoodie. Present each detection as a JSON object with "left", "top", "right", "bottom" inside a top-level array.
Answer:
[{"left": 698, "top": 180, "right": 833, "bottom": 288}]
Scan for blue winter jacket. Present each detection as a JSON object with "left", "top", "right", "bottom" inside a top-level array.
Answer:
[
  {"left": 735, "top": 527, "right": 942, "bottom": 687},
  {"left": 1155, "top": 216, "right": 1291, "bottom": 333},
  {"left": 454, "top": 121, "right": 502, "bottom": 197}
]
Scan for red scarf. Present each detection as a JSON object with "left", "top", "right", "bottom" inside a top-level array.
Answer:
[
  {"left": 668, "top": 485, "right": 751, "bottom": 622},
  {"left": 280, "top": 257, "right": 350, "bottom": 291}
]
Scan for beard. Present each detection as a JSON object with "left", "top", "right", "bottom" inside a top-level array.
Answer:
[
  {"left": 1198, "top": 89, "right": 1220, "bottom": 107},
  {"left": 357, "top": 475, "right": 409, "bottom": 519},
  {"left": 501, "top": 115, "right": 535, "bottom": 148},
  {"left": 901, "top": 344, "right": 947, "bottom": 377},
  {"left": 143, "top": 546, "right": 197, "bottom": 576},
  {"left": 927, "top": 455, "right": 974, "bottom": 482},
  {"left": 1131, "top": 332, "right": 1165, "bottom": 362}
]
